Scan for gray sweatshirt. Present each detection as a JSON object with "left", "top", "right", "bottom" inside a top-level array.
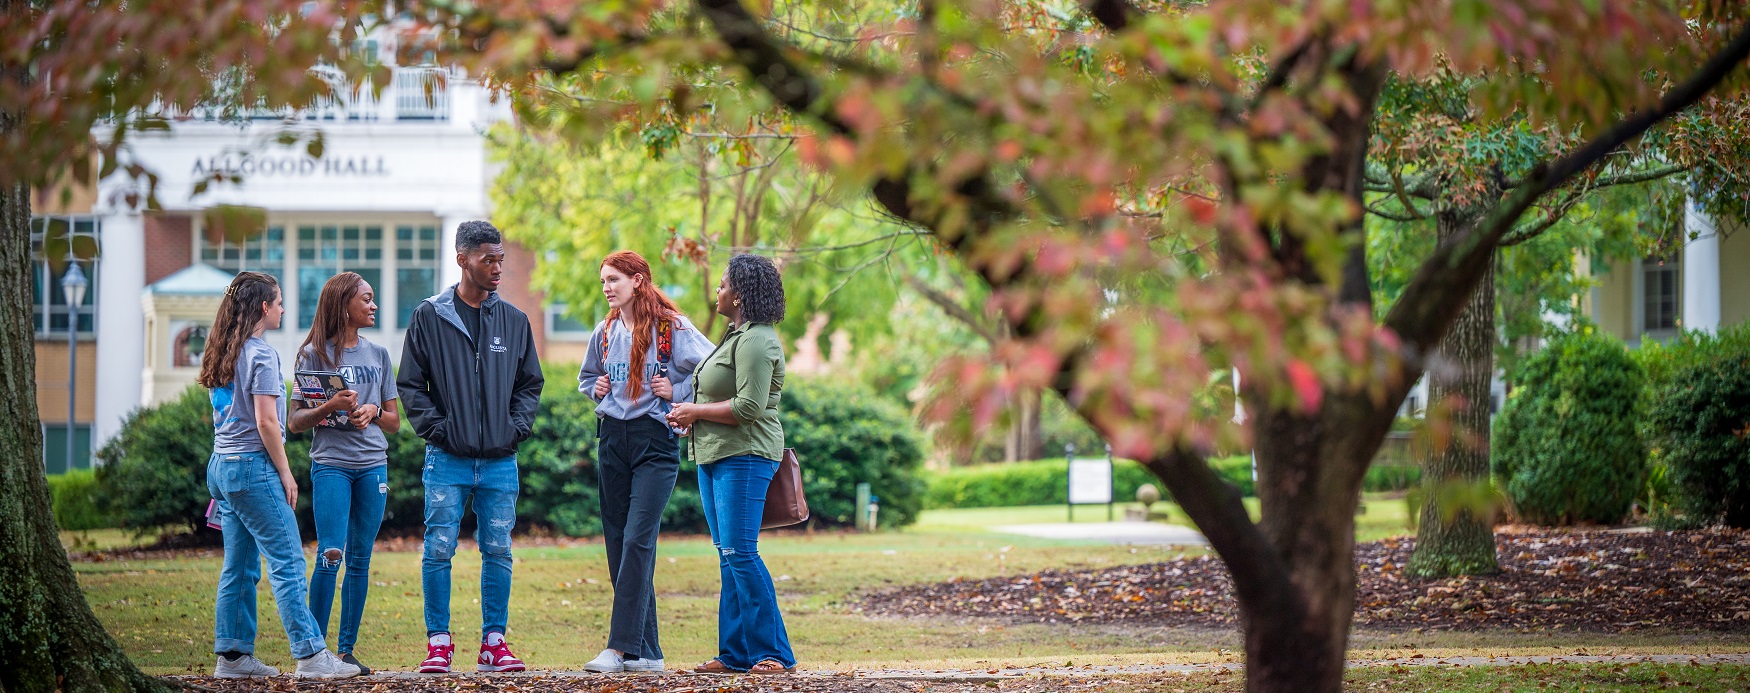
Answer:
[{"left": 577, "top": 314, "right": 715, "bottom": 425}]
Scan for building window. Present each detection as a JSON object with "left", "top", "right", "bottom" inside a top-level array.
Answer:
[
  {"left": 29, "top": 216, "right": 99, "bottom": 336},
  {"left": 1642, "top": 256, "right": 1681, "bottom": 333},
  {"left": 202, "top": 224, "right": 287, "bottom": 300},
  {"left": 548, "top": 304, "right": 593, "bottom": 338},
  {"left": 395, "top": 224, "right": 442, "bottom": 329},
  {"left": 42, "top": 423, "right": 93, "bottom": 474},
  {"left": 297, "top": 223, "right": 386, "bottom": 329},
  {"left": 200, "top": 221, "right": 441, "bottom": 332}
]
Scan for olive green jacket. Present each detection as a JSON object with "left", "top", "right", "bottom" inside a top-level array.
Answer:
[{"left": 690, "top": 322, "right": 785, "bottom": 464}]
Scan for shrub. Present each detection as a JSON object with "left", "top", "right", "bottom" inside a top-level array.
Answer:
[
  {"left": 517, "top": 372, "right": 606, "bottom": 537},
  {"left": 1364, "top": 464, "right": 1422, "bottom": 493},
  {"left": 95, "top": 386, "right": 217, "bottom": 536},
  {"left": 90, "top": 369, "right": 924, "bottom": 538},
  {"left": 779, "top": 377, "right": 928, "bottom": 528},
  {"left": 48, "top": 469, "right": 112, "bottom": 531},
  {"left": 924, "top": 455, "right": 1253, "bottom": 509},
  {"left": 1647, "top": 326, "right": 1750, "bottom": 527},
  {"left": 1492, "top": 330, "right": 1646, "bottom": 525}
]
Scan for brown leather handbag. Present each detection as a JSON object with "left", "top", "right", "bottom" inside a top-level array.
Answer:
[{"left": 761, "top": 448, "right": 810, "bottom": 529}]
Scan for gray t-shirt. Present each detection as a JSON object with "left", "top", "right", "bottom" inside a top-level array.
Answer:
[
  {"left": 212, "top": 337, "right": 284, "bottom": 454},
  {"left": 292, "top": 336, "right": 398, "bottom": 469}
]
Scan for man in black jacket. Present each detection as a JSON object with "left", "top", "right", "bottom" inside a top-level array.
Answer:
[{"left": 398, "top": 220, "right": 543, "bottom": 674}]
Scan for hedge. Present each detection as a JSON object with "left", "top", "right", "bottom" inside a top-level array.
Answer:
[
  {"left": 89, "top": 367, "right": 926, "bottom": 538},
  {"left": 47, "top": 469, "right": 111, "bottom": 531},
  {"left": 924, "top": 455, "right": 1253, "bottom": 509}
]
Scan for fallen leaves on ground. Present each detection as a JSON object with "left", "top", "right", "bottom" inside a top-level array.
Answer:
[
  {"left": 171, "top": 672, "right": 1146, "bottom": 692},
  {"left": 860, "top": 527, "right": 1750, "bottom": 632}
]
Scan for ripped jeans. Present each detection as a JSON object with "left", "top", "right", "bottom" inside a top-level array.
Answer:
[
  {"left": 308, "top": 463, "right": 388, "bottom": 654},
  {"left": 421, "top": 446, "right": 519, "bottom": 639}
]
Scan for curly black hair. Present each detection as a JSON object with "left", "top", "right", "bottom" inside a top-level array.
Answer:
[
  {"left": 727, "top": 253, "right": 786, "bottom": 325},
  {"left": 455, "top": 220, "right": 502, "bottom": 253}
]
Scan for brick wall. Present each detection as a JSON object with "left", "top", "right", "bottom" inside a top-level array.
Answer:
[
  {"left": 499, "top": 240, "right": 549, "bottom": 358},
  {"left": 143, "top": 213, "right": 194, "bottom": 285}
]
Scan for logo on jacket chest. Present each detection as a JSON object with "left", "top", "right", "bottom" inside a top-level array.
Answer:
[{"left": 489, "top": 335, "right": 506, "bottom": 354}]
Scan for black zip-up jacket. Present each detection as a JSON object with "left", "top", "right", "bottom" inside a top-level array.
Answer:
[{"left": 398, "top": 286, "right": 544, "bottom": 459}]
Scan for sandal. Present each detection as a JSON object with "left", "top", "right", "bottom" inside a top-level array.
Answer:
[
  {"left": 694, "top": 659, "right": 736, "bottom": 674},
  {"left": 748, "top": 659, "right": 795, "bottom": 674}
]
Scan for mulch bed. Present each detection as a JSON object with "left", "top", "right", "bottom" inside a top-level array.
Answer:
[{"left": 859, "top": 527, "right": 1750, "bottom": 633}]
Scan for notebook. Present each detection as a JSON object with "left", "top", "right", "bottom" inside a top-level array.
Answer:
[{"left": 295, "top": 369, "right": 353, "bottom": 429}]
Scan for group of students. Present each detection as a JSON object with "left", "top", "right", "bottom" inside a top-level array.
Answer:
[{"left": 200, "top": 220, "right": 798, "bottom": 679}]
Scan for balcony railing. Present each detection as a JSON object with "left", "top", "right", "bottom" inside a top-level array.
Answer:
[{"left": 160, "top": 66, "right": 453, "bottom": 123}]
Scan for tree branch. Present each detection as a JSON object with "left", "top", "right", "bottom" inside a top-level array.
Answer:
[
  {"left": 1384, "top": 18, "right": 1750, "bottom": 354},
  {"left": 905, "top": 276, "right": 1002, "bottom": 344},
  {"left": 1590, "top": 163, "right": 1690, "bottom": 189},
  {"left": 1363, "top": 202, "right": 1425, "bottom": 223}
]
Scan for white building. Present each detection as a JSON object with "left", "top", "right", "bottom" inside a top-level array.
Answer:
[
  {"left": 33, "top": 37, "right": 571, "bottom": 472},
  {"left": 1586, "top": 201, "right": 1750, "bottom": 343}
]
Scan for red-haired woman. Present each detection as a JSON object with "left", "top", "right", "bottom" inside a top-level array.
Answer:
[{"left": 577, "top": 250, "right": 714, "bottom": 674}]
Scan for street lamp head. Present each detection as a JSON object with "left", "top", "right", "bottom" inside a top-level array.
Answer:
[{"left": 61, "top": 263, "right": 87, "bottom": 310}]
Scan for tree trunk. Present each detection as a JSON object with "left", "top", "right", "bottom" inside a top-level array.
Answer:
[
  {"left": 1003, "top": 387, "right": 1043, "bottom": 462},
  {"left": 0, "top": 168, "right": 171, "bottom": 690},
  {"left": 1407, "top": 209, "right": 1501, "bottom": 578}
]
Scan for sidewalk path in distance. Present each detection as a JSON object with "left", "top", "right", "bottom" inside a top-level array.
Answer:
[{"left": 991, "top": 521, "right": 1208, "bottom": 545}]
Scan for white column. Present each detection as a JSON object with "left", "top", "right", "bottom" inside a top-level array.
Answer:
[
  {"left": 438, "top": 212, "right": 485, "bottom": 289},
  {"left": 1683, "top": 198, "right": 1722, "bottom": 334},
  {"left": 93, "top": 212, "right": 146, "bottom": 449}
]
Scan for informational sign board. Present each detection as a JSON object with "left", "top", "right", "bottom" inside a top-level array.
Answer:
[{"left": 1068, "top": 458, "right": 1114, "bottom": 505}]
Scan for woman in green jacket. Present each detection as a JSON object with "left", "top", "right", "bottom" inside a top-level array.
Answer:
[{"left": 666, "top": 254, "right": 796, "bottom": 674}]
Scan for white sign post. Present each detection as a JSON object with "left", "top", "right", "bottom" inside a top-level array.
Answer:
[{"left": 1066, "top": 444, "right": 1115, "bottom": 521}]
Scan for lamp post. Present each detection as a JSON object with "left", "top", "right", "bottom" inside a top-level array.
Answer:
[{"left": 61, "top": 263, "right": 87, "bottom": 473}]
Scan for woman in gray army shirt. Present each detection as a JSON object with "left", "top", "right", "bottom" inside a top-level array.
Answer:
[{"left": 288, "top": 272, "right": 401, "bottom": 675}]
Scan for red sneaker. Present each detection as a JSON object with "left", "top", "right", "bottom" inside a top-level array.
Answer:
[
  {"left": 478, "top": 641, "right": 526, "bottom": 672},
  {"left": 418, "top": 642, "right": 454, "bottom": 673}
]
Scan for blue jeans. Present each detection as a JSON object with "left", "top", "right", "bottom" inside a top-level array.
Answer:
[
  {"left": 698, "top": 455, "right": 795, "bottom": 670},
  {"left": 308, "top": 463, "right": 388, "bottom": 655},
  {"left": 421, "top": 446, "right": 518, "bottom": 638},
  {"left": 206, "top": 451, "right": 326, "bottom": 659}
]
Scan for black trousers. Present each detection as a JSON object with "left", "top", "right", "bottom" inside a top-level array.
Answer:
[{"left": 596, "top": 415, "right": 680, "bottom": 660}]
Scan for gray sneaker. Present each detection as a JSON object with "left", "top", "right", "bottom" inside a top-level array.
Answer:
[
  {"left": 294, "top": 649, "right": 363, "bottom": 680},
  {"left": 583, "top": 649, "right": 624, "bottom": 673},
  {"left": 623, "top": 657, "right": 665, "bottom": 673},
  {"left": 214, "top": 654, "right": 279, "bottom": 678}
]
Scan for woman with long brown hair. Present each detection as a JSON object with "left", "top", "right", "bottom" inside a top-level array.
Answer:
[
  {"left": 287, "top": 272, "right": 400, "bottom": 675},
  {"left": 200, "top": 271, "right": 359, "bottom": 680},
  {"left": 577, "top": 250, "right": 714, "bottom": 673}
]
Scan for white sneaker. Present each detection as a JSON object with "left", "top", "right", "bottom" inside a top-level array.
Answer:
[
  {"left": 214, "top": 654, "right": 279, "bottom": 678},
  {"left": 623, "top": 657, "right": 665, "bottom": 673},
  {"left": 295, "top": 649, "right": 363, "bottom": 679},
  {"left": 583, "top": 649, "right": 625, "bottom": 673}
]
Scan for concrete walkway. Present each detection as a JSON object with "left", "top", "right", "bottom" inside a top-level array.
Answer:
[
  {"left": 278, "top": 653, "right": 1750, "bottom": 684},
  {"left": 991, "top": 521, "right": 1208, "bottom": 545}
]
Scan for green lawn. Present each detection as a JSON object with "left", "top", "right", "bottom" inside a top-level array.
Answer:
[{"left": 68, "top": 495, "right": 1748, "bottom": 678}]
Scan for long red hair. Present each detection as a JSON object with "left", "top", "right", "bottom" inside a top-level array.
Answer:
[{"left": 602, "top": 250, "right": 683, "bottom": 401}]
